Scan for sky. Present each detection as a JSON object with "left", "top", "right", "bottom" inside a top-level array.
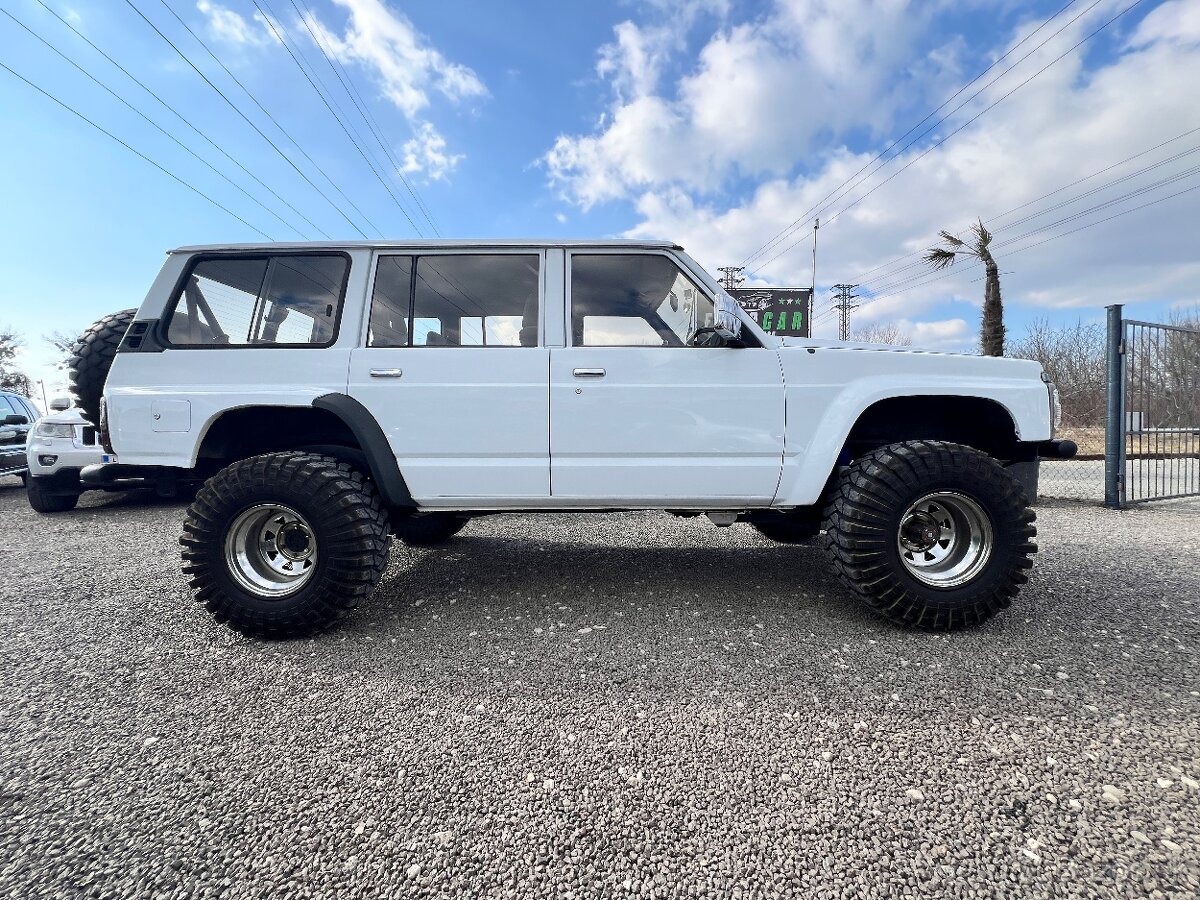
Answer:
[{"left": 1, "top": 0, "right": 1198, "bottom": 405}]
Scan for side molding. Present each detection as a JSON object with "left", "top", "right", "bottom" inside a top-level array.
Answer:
[{"left": 312, "top": 393, "right": 414, "bottom": 507}]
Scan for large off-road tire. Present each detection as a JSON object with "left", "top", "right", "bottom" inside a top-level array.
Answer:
[
  {"left": 69, "top": 308, "right": 136, "bottom": 425},
  {"left": 822, "top": 440, "right": 1036, "bottom": 630},
  {"left": 180, "top": 452, "right": 390, "bottom": 638},
  {"left": 26, "top": 477, "right": 81, "bottom": 513},
  {"left": 391, "top": 512, "right": 469, "bottom": 546}
]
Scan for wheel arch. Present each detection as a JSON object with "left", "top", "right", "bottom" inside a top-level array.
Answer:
[
  {"left": 841, "top": 394, "right": 1023, "bottom": 460},
  {"left": 193, "top": 396, "right": 414, "bottom": 507}
]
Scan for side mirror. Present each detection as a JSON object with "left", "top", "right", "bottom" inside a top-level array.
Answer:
[
  {"left": 690, "top": 293, "right": 746, "bottom": 347},
  {"left": 50, "top": 397, "right": 71, "bottom": 411},
  {"left": 713, "top": 292, "right": 744, "bottom": 343},
  {"left": 2, "top": 414, "right": 29, "bottom": 426}
]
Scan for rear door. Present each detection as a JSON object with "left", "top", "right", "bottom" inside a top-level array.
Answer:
[{"left": 348, "top": 250, "right": 550, "bottom": 505}]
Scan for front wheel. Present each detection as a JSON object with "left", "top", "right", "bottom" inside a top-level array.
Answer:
[
  {"left": 822, "top": 440, "right": 1036, "bottom": 630},
  {"left": 180, "top": 453, "right": 390, "bottom": 638},
  {"left": 26, "top": 477, "right": 81, "bottom": 513}
]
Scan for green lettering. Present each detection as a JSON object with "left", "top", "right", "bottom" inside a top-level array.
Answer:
[
  {"left": 762, "top": 311, "right": 773, "bottom": 329},
  {"left": 791, "top": 311, "right": 804, "bottom": 330}
]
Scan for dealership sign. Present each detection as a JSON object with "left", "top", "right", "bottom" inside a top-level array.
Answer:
[{"left": 728, "top": 288, "right": 812, "bottom": 338}]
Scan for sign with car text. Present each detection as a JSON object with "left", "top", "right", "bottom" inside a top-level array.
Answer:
[{"left": 728, "top": 288, "right": 812, "bottom": 338}]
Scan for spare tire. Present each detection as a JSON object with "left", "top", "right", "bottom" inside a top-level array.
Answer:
[{"left": 69, "top": 308, "right": 136, "bottom": 425}]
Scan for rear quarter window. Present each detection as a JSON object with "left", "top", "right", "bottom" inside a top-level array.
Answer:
[{"left": 165, "top": 253, "right": 350, "bottom": 348}]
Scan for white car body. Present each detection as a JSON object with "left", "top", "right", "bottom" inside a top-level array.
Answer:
[
  {"left": 27, "top": 407, "right": 107, "bottom": 479},
  {"left": 102, "top": 240, "right": 1054, "bottom": 511}
]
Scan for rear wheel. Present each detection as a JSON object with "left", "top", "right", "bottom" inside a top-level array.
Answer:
[
  {"left": 822, "top": 440, "right": 1036, "bottom": 630},
  {"left": 26, "top": 477, "right": 81, "bottom": 513},
  {"left": 391, "top": 512, "right": 469, "bottom": 546},
  {"left": 180, "top": 452, "right": 390, "bottom": 638}
]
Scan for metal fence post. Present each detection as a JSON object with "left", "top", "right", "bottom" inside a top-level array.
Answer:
[{"left": 1104, "top": 304, "right": 1125, "bottom": 508}]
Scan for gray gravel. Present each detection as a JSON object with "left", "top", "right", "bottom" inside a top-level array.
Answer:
[{"left": 1, "top": 475, "right": 1198, "bottom": 899}]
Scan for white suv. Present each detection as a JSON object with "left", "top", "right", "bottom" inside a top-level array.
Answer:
[
  {"left": 24, "top": 403, "right": 105, "bottom": 512},
  {"left": 95, "top": 240, "right": 1074, "bottom": 638}
]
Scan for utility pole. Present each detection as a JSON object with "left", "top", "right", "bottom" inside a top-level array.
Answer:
[
  {"left": 810, "top": 218, "right": 819, "bottom": 332},
  {"left": 831, "top": 283, "right": 859, "bottom": 341},
  {"left": 717, "top": 266, "right": 745, "bottom": 291}
]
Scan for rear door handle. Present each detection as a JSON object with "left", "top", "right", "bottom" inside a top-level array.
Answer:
[
  {"left": 369, "top": 368, "right": 403, "bottom": 378},
  {"left": 572, "top": 368, "right": 606, "bottom": 378}
]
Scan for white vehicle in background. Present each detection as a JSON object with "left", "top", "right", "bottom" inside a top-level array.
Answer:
[
  {"left": 79, "top": 239, "right": 1075, "bottom": 639},
  {"left": 25, "top": 398, "right": 189, "bottom": 512},
  {"left": 24, "top": 399, "right": 107, "bottom": 512}
]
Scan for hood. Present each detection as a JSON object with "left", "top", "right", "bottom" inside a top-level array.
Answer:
[
  {"left": 773, "top": 336, "right": 1045, "bottom": 376},
  {"left": 37, "top": 407, "right": 88, "bottom": 426}
]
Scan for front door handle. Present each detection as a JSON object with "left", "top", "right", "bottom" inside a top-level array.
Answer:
[
  {"left": 572, "top": 368, "right": 606, "bottom": 378},
  {"left": 369, "top": 368, "right": 403, "bottom": 378}
]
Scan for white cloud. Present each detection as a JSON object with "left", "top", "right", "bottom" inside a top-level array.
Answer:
[
  {"left": 546, "top": 0, "right": 947, "bottom": 207},
  {"left": 583, "top": 0, "right": 1200, "bottom": 336},
  {"left": 303, "top": 0, "right": 486, "bottom": 119},
  {"left": 401, "top": 122, "right": 462, "bottom": 181},
  {"left": 196, "top": 1, "right": 271, "bottom": 46}
]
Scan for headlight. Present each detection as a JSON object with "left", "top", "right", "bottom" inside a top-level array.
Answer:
[
  {"left": 35, "top": 422, "right": 75, "bottom": 439},
  {"left": 1040, "top": 373, "right": 1062, "bottom": 436}
]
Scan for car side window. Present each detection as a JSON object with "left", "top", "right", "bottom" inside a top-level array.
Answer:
[
  {"left": 367, "top": 254, "right": 540, "bottom": 347},
  {"left": 0, "top": 396, "right": 15, "bottom": 416},
  {"left": 165, "top": 254, "right": 348, "bottom": 347},
  {"left": 571, "top": 254, "right": 716, "bottom": 347}
]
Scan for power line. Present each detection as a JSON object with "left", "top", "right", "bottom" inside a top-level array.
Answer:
[
  {"left": 31, "top": 0, "right": 330, "bottom": 239},
  {"left": 2, "top": 7, "right": 305, "bottom": 239},
  {"left": 740, "top": 0, "right": 1087, "bottom": 268},
  {"left": 860, "top": 162, "right": 1200, "bottom": 300},
  {"left": 0, "top": 59, "right": 273, "bottom": 239},
  {"left": 748, "top": 0, "right": 1143, "bottom": 276},
  {"left": 819, "top": 176, "right": 1200, "bottom": 328},
  {"left": 804, "top": 0, "right": 1146, "bottom": 250},
  {"left": 251, "top": 0, "right": 424, "bottom": 236},
  {"left": 135, "top": 0, "right": 375, "bottom": 238},
  {"left": 289, "top": 0, "right": 441, "bottom": 236},
  {"left": 852, "top": 126, "right": 1200, "bottom": 288}
]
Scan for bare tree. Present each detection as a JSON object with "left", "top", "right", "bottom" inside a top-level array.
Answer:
[
  {"left": 45, "top": 330, "right": 78, "bottom": 372},
  {"left": 924, "top": 219, "right": 1005, "bottom": 356},
  {"left": 1009, "top": 318, "right": 1106, "bottom": 428},
  {"left": 852, "top": 321, "right": 913, "bottom": 346},
  {"left": 0, "top": 326, "right": 31, "bottom": 396}
]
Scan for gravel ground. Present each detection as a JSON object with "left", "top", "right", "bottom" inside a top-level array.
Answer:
[{"left": 1, "top": 475, "right": 1198, "bottom": 899}]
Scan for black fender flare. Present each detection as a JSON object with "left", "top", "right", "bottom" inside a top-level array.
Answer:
[{"left": 312, "top": 393, "right": 414, "bottom": 508}]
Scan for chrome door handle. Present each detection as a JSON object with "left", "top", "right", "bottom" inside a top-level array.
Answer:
[
  {"left": 572, "top": 368, "right": 606, "bottom": 378},
  {"left": 369, "top": 368, "right": 403, "bottom": 378}
]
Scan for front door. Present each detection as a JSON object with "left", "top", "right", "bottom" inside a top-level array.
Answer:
[
  {"left": 550, "top": 252, "right": 785, "bottom": 504},
  {"left": 348, "top": 251, "right": 550, "bottom": 505}
]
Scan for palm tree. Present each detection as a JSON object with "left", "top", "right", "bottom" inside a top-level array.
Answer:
[{"left": 923, "top": 219, "right": 1005, "bottom": 356}]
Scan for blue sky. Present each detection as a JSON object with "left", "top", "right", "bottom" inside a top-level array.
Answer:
[{"left": 1, "top": 0, "right": 1198, "bottom": 400}]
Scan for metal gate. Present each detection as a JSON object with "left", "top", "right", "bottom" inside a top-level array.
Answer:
[{"left": 1105, "top": 305, "right": 1200, "bottom": 506}]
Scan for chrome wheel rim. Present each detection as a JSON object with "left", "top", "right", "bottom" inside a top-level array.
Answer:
[
  {"left": 224, "top": 504, "right": 318, "bottom": 598},
  {"left": 897, "top": 492, "right": 993, "bottom": 588}
]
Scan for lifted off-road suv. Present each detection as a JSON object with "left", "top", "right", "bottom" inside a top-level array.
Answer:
[{"left": 89, "top": 240, "right": 1073, "bottom": 637}]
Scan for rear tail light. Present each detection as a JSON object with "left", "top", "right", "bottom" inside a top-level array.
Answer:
[{"left": 98, "top": 398, "right": 113, "bottom": 453}]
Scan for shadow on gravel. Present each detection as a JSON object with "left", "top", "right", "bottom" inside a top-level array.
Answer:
[{"left": 365, "top": 536, "right": 866, "bottom": 633}]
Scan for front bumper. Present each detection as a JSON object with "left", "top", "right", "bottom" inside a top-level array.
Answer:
[
  {"left": 1036, "top": 439, "right": 1078, "bottom": 459},
  {"left": 27, "top": 436, "right": 107, "bottom": 476}
]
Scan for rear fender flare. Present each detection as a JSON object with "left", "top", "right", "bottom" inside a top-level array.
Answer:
[{"left": 312, "top": 393, "right": 414, "bottom": 508}]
